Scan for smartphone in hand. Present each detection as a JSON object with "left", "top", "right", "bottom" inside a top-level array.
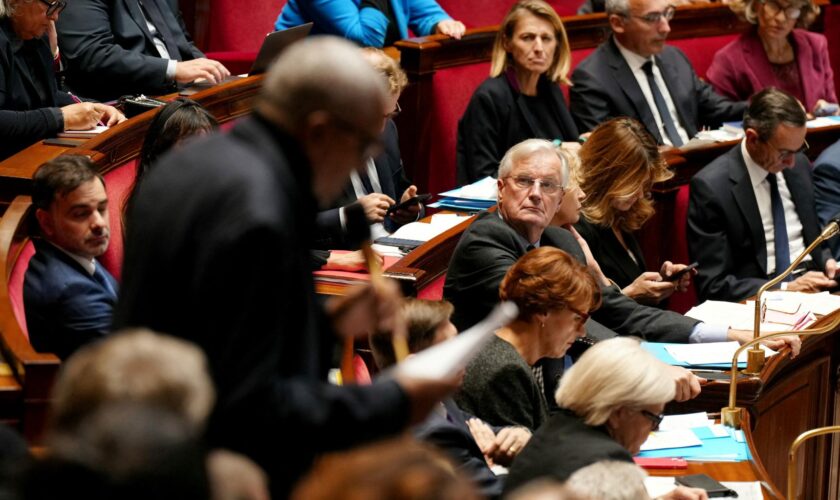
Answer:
[
  {"left": 664, "top": 262, "right": 699, "bottom": 282},
  {"left": 386, "top": 193, "right": 432, "bottom": 215}
]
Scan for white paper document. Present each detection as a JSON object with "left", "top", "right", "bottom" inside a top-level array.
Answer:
[
  {"left": 388, "top": 214, "right": 472, "bottom": 242},
  {"left": 665, "top": 341, "right": 776, "bottom": 366},
  {"left": 639, "top": 428, "right": 702, "bottom": 451},
  {"left": 390, "top": 302, "right": 518, "bottom": 380},
  {"left": 645, "top": 478, "right": 762, "bottom": 500},
  {"left": 658, "top": 412, "right": 711, "bottom": 431},
  {"left": 438, "top": 176, "right": 498, "bottom": 201},
  {"left": 685, "top": 300, "right": 811, "bottom": 332}
]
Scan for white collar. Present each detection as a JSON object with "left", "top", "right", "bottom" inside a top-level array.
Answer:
[
  {"left": 49, "top": 241, "right": 96, "bottom": 275},
  {"left": 614, "top": 38, "right": 654, "bottom": 72},
  {"left": 741, "top": 139, "right": 774, "bottom": 189}
]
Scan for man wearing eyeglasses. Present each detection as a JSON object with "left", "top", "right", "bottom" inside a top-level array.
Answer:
[
  {"left": 689, "top": 87, "right": 837, "bottom": 302},
  {"left": 569, "top": 0, "right": 745, "bottom": 146},
  {"left": 55, "top": 0, "right": 229, "bottom": 101}
]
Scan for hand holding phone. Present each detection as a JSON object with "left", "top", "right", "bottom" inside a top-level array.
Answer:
[
  {"left": 665, "top": 262, "right": 699, "bottom": 282},
  {"left": 386, "top": 193, "right": 431, "bottom": 215}
]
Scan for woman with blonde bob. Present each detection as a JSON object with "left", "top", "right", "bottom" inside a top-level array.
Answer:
[
  {"left": 454, "top": 246, "right": 601, "bottom": 431},
  {"left": 456, "top": 0, "right": 579, "bottom": 185},
  {"left": 574, "top": 117, "right": 694, "bottom": 306},
  {"left": 504, "top": 338, "right": 707, "bottom": 500}
]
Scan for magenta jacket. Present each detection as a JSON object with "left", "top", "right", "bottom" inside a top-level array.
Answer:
[{"left": 706, "top": 28, "right": 836, "bottom": 110}]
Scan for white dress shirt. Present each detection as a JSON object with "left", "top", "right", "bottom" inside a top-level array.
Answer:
[{"left": 339, "top": 158, "right": 389, "bottom": 240}]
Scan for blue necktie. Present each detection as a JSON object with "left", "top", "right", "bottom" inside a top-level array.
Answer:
[
  {"left": 766, "top": 173, "right": 791, "bottom": 280},
  {"left": 93, "top": 265, "right": 118, "bottom": 299},
  {"left": 641, "top": 61, "right": 684, "bottom": 147}
]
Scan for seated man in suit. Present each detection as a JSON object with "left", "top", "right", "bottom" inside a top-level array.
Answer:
[
  {"left": 56, "top": 0, "right": 230, "bottom": 101},
  {"left": 24, "top": 155, "right": 117, "bottom": 360},
  {"left": 443, "top": 139, "right": 800, "bottom": 355},
  {"left": 569, "top": 0, "right": 745, "bottom": 146},
  {"left": 814, "top": 139, "right": 840, "bottom": 259},
  {"left": 369, "top": 298, "right": 530, "bottom": 499},
  {"left": 315, "top": 48, "right": 421, "bottom": 249},
  {"left": 689, "top": 87, "right": 837, "bottom": 302}
]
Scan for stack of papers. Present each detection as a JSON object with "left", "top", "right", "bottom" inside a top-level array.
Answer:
[
  {"left": 312, "top": 254, "right": 401, "bottom": 286},
  {"left": 637, "top": 412, "right": 750, "bottom": 462},
  {"left": 58, "top": 125, "right": 109, "bottom": 139},
  {"left": 664, "top": 341, "right": 776, "bottom": 367},
  {"left": 642, "top": 341, "right": 771, "bottom": 369},
  {"left": 645, "top": 478, "right": 763, "bottom": 500},
  {"left": 428, "top": 176, "right": 497, "bottom": 212},
  {"left": 686, "top": 298, "right": 819, "bottom": 332},
  {"left": 384, "top": 214, "right": 471, "bottom": 243}
]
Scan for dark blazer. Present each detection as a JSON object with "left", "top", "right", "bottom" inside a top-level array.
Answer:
[
  {"left": 23, "top": 241, "right": 117, "bottom": 360},
  {"left": 688, "top": 146, "right": 831, "bottom": 302},
  {"left": 0, "top": 19, "right": 75, "bottom": 160},
  {"left": 814, "top": 139, "right": 840, "bottom": 259},
  {"left": 443, "top": 211, "right": 697, "bottom": 341},
  {"left": 56, "top": 0, "right": 204, "bottom": 101},
  {"left": 113, "top": 115, "right": 409, "bottom": 499},
  {"left": 569, "top": 37, "right": 745, "bottom": 143},
  {"left": 457, "top": 73, "right": 579, "bottom": 185},
  {"left": 503, "top": 409, "right": 634, "bottom": 494},
  {"left": 413, "top": 399, "right": 504, "bottom": 499},
  {"left": 575, "top": 217, "right": 646, "bottom": 291},
  {"left": 315, "top": 119, "right": 413, "bottom": 248}
]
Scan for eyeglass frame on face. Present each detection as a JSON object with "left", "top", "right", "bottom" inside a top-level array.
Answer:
[
  {"left": 763, "top": 137, "right": 809, "bottom": 163},
  {"left": 640, "top": 409, "right": 664, "bottom": 431},
  {"left": 621, "top": 4, "right": 676, "bottom": 24},
  {"left": 505, "top": 175, "right": 566, "bottom": 197},
  {"left": 562, "top": 303, "right": 590, "bottom": 327},
  {"left": 38, "top": 0, "right": 66, "bottom": 16},
  {"left": 758, "top": 0, "right": 802, "bottom": 20}
]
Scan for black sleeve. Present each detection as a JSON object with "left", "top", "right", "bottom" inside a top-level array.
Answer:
[{"left": 457, "top": 84, "right": 506, "bottom": 185}]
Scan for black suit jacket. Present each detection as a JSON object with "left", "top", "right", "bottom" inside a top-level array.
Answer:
[
  {"left": 443, "top": 211, "right": 697, "bottom": 341},
  {"left": 569, "top": 37, "right": 745, "bottom": 143},
  {"left": 0, "top": 19, "right": 74, "bottom": 160},
  {"left": 315, "top": 119, "right": 412, "bottom": 248},
  {"left": 504, "top": 409, "right": 634, "bottom": 494},
  {"left": 457, "top": 74, "right": 579, "bottom": 185},
  {"left": 575, "top": 217, "right": 646, "bottom": 290},
  {"left": 113, "top": 115, "right": 409, "bottom": 498},
  {"left": 56, "top": 0, "right": 204, "bottom": 100},
  {"left": 688, "top": 146, "right": 831, "bottom": 302},
  {"left": 814, "top": 139, "right": 840, "bottom": 259}
]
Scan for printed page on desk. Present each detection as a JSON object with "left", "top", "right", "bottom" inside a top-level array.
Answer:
[
  {"left": 665, "top": 342, "right": 776, "bottom": 366},
  {"left": 645, "top": 478, "right": 762, "bottom": 500},
  {"left": 388, "top": 302, "right": 518, "bottom": 380},
  {"left": 686, "top": 300, "right": 810, "bottom": 332}
]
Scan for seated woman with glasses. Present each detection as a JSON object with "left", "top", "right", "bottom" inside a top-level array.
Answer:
[
  {"left": 571, "top": 117, "right": 694, "bottom": 307},
  {"left": 503, "top": 337, "right": 706, "bottom": 500},
  {"left": 456, "top": 0, "right": 579, "bottom": 186},
  {"left": 0, "top": 0, "right": 125, "bottom": 160},
  {"left": 707, "top": 0, "right": 837, "bottom": 117},
  {"left": 454, "top": 246, "right": 601, "bottom": 432}
]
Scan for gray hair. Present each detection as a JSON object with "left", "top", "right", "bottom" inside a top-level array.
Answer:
[
  {"left": 564, "top": 461, "right": 651, "bottom": 500},
  {"left": 605, "top": 0, "right": 630, "bottom": 16},
  {"left": 743, "top": 87, "right": 807, "bottom": 142},
  {"left": 555, "top": 337, "right": 675, "bottom": 426},
  {"left": 497, "top": 138, "right": 570, "bottom": 186},
  {"left": 260, "top": 36, "right": 388, "bottom": 130}
]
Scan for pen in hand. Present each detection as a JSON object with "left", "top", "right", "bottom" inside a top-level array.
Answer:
[{"left": 67, "top": 92, "right": 106, "bottom": 127}]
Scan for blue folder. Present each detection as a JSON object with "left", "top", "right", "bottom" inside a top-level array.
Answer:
[
  {"left": 641, "top": 342, "right": 746, "bottom": 369},
  {"left": 637, "top": 427, "right": 751, "bottom": 461}
]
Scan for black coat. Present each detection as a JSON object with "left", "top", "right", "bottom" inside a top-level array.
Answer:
[
  {"left": 569, "top": 37, "right": 745, "bottom": 143},
  {"left": 504, "top": 409, "right": 634, "bottom": 494},
  {"left": 56, "top": 0, "right": 204, "bottom": 100},
  {"left": 0, "top": 19, "right": 74, "bottom": 160},
  {"left": 443, "top": 211, "right": 697, "bottom": 341},
  {"left": 688, "top": 145, "right": 830, "bottom": 302},
  {"left": 575, "top": 217, "right": 646, "bottom": 291},
  {"left": 113, "top": 115, "right": 410, "bottom": 498},
  {"left": 456, "top": 73, "right": 579, "bottom": 185}
]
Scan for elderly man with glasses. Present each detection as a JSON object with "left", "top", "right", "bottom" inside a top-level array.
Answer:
[
  {"left": 569, "top": 0, "right": 745, "bottom": 146},
  {"left": 689, "top": 87, "right": 837, "bottom": 302}
]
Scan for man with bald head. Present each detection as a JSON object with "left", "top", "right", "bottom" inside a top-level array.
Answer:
[
  {"left": 114, "top": 36, "right": 454, "bottom": 497},
  {"left": 570, "top": 0, "right": 744, "bottom": 145}
]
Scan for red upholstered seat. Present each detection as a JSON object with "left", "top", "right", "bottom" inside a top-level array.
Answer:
[
  {"left": 669, "top": 34, "right": 739, "bottom": 80},
  {"left": 203, "top": 0, "right": 282, "bottom": 74},
  {"left": 667, "top": 184, "right": 697, "bottom": 314},
  {"left": 417, "top": 273, "right": 446, "bottom": 301},
  {"left": 353, "top": 354, "right": 372, "bottom": 385},
  {"left": 8, "top": 241, "right": 35, "bottom": 340},
  {"left": 100, "top": 159, "right": 139, "bottom": 282}
]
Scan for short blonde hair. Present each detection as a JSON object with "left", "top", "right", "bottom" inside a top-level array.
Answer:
[
  {"left": 555, "top": 337, "right": 675, "bottom": 426},
  {"left": 490, "top": 0, "right": 572, "bottom": 85},
  {"left": 728, "top": 0, "right": 818, "bottom": 28},
  {"left": 49, "top": 329, "right": 215, "bottom": 433},
  {"left": 361, "top": 47, "right": 409, "bottom": 96}
]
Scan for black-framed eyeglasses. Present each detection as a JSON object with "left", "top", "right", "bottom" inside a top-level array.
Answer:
[
  {"left": 764, "top": 138, "right": 809, "bottom": 162},
  {"left": 640, "top": 409, "right": 664, "bottom": 431},
  {"left": 623, "top": 5, "right": 676, "bottom": 24},
  {"left": 38, "top": 0, "right": 66, "bottom": 16},
  {"left": 385, "top": 101, "right": 401, "bottom": 120},
  {"left": 506, "top": 175, "right": 566, "bottom": 196},
  {"left": 563, "top": 304, "right": 590, "bottom": 326},
  {"left": 758, "top": 0, "right": 802, "bottom": 20}
]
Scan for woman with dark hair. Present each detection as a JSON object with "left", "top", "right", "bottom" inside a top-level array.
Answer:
[{"left": 572, "top": 117, "right": 693, "bottom": 306}]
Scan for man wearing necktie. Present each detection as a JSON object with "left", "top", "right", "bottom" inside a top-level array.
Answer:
[
  {"left": 56, "top": 0, "right": 229, "bottom": 101},
  {"left": 24, "top": 156, "right": 119, "bottom": 360},
  {"left": 689, "top": 87, "right": 837, "bottom": 303},
  {"left": 570, "top": 0, "right": 745, "bottom": 146}
]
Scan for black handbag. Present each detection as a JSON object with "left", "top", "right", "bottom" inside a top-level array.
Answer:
[{"left": 117, "top": 94, "right": 168, "bottom": 118}]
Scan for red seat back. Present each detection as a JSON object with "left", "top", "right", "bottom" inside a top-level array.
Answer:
[
  {"left": 8, "top": 241, "right": 35, "bottom": 340},
  {"left": 669, "top": 34, "right": 739, "bottom": 80},
  {"left": 667, "top": 184, "right": 697, "bottom": 313},
  {"left": 100, "top": 159, "right": 139, "bottom": 282},
  {"left": 417, "top": 273, "right": 446, "bottom": 301},
  {"left": 206, "top": 0, "right": 281, "bottom": 53}
]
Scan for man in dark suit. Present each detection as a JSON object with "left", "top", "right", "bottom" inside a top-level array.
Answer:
[
  {"left": 113, "top": 37, "right": 455, "bottom": 499},
  {"left": 56, "top": 0, "right": 229, "bottom": 101},
  {"left": 689, "top": 88, "right": 836, "bottom": 302},
  {"left": 569, "top": 0, "right": 744, "bottom": 145},
  {"left": 814, "top": 139, "right": 840, "bottom": 259},
  {"left": 24, "top": 155, "right": 117, "bottom": 360}
]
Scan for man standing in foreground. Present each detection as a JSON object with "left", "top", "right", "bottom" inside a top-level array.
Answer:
[{"left": 114, "top": 37, "right": 455, "bottom": 497}]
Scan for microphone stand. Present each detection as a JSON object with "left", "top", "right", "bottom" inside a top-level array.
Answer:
[{"left": 745, "top": 221, "right": 839, "bottom": 375}]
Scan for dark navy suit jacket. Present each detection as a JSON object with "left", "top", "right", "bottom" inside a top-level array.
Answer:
[
  {"left": 814, "top": 139, "right": 840, "bottom": 259},
  {"left": 23, "top": 240, "right": 117, "bottom": 360}
]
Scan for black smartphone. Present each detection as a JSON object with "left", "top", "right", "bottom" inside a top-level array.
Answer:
[
  {"left": 386, "top": 193, "right": 432, "bottom": 215},
  {"left": 676, "top": 474, "right": 738, "bottom": 497},
  {"left": 665, "top": 262, "right": 699, "bottom": 282}
]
